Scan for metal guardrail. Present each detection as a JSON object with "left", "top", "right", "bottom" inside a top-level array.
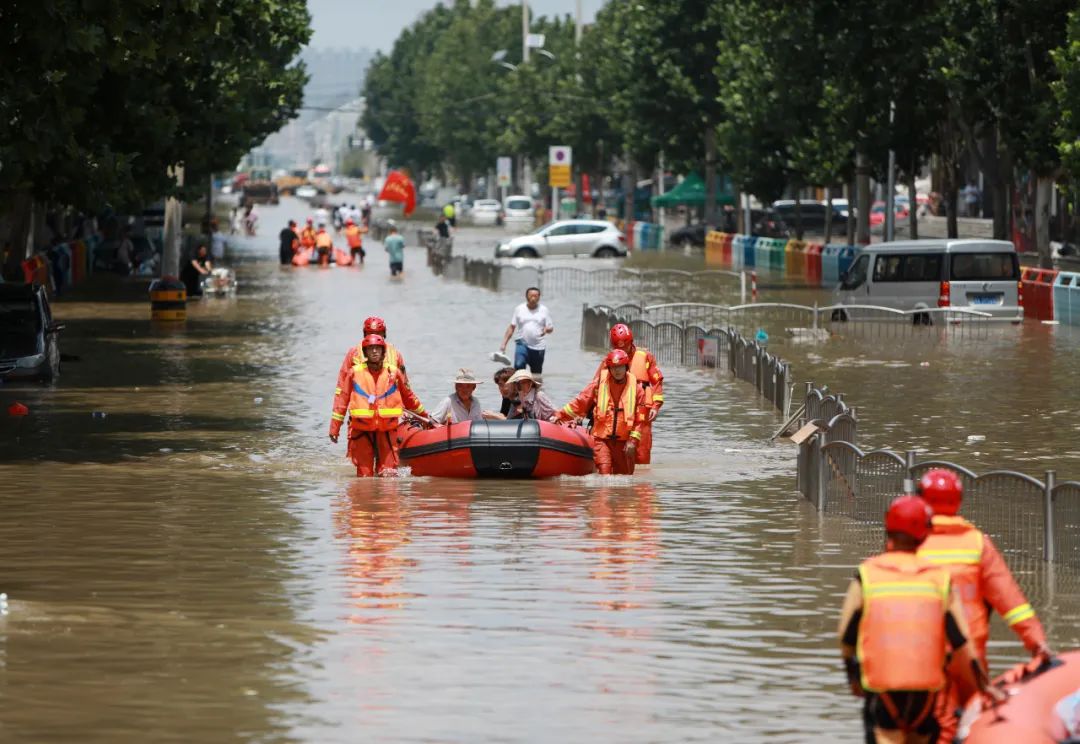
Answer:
[
  {"left": 795, "top": 384, "right": 1080, "bottom": 568},
  {"left": 581, "top": 304, "right": 790, "bottom": 414}
]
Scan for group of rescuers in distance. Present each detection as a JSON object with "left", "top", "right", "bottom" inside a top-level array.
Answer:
[
  {"left": 328, "top": 307, "right": 663, "bottom": 478},
  {"left": 326, "top": 307, "right": 1051, "bottom": 744}
]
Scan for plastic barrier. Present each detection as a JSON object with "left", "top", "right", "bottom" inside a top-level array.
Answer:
[
  {"left": 734, "top": 234, "right": 757, "bottom": 268},
  {"left": 20, "top": 254, "right": 50, "bottom": 286},
  {"left": 821, "top": 244, "right": 843, "bottom": 285},
  {"left": 785, "top": 240, "right": 807, "bottom": 275},
  {"left": 625, "top": 220, "right": 635, "bottom": 251},
  {"left": 754, "top": 236, "right": 771, "bottom": 268},
  {"left": 837, "top": 245, "right": 857, "bottom": 277},
  {"left": 1020, "top": 267, "right": 1058, "bottom": 322},
  {"left": 806, "top": 243, "right": 824, "bottom": 286},
  {"left": 705, "top": 231, "right": 726, "bottom": 266},
  {"left": 149, "top": 277, "right": 187, "bottom": 321},
  {"left": 767, "top": 238, "right": 787, "bottom": 271},
  {"left": 1053, "top": 272, "right": 1080, "bottom": 326}
]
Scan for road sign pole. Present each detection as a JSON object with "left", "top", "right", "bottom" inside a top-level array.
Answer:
[{"left": 553, "top": 186, "right": 559, "bottom": 222}]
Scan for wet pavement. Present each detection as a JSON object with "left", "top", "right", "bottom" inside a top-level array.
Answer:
[{"left": 1, "top": 197, "right": 1077, "bottom": 742}]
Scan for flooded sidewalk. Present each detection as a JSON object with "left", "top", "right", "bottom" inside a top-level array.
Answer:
[{"left": 1, "top": 200, "right": 1077, "bottom": 742}]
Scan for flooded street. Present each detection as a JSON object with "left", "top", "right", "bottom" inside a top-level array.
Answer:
[{"left": 2, "top": 197, "right": 1078, "bottom": 742}]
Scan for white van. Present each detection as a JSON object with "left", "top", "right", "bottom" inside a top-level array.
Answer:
[
  {"left": 836, "top": 239, "right": 1022, "bottom": 322},
  {"left": 503, "top": 194, "right": 534, "bottom": 227}
]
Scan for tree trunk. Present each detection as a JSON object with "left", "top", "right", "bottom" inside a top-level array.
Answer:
[
  {"left": 794, "top": 191, "right": 804, "bottom": 240},
  {"left": 856, "top": 151, "right": 871, "bottom": 245},
  {"left": 945, "top": 188, "right": 959, "bottom": 239},
  {"left": 1036, "top": 175, "right": 1054, "bottom": 268},
  {"left": 907, "top": 169, "right": 918, "bottom": 240},
  {"left": 623, "top": 150, "right": 635, "bottom": 229},
  {"left": 2, "top": 190, "right": 35, "bottom": 280},
  {"left": 824, "top": 186, "right": 833, "bottom": 244},
  {"left": 846, "top": 181, "right": 855, "bottom": 245},
  {"left": 704, "top": 127, "right": 717, "bottom": 227}
]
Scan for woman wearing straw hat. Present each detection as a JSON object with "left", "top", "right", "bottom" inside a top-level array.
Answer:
[
  {"left": 506, "top": 369, "right": 556, "bottom": 421},
  {"left": 431, "top": 368, "right": 502, "bottom": 424}
]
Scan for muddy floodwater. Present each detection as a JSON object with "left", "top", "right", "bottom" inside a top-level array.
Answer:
[{"left": 2, "top": 197, "right": 1077, "bottom": 742}]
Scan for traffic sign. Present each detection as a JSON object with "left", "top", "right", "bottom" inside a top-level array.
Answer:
[
  {"left": 497, "top": 157, "right": 512, "bottom": 188},
  {"left": 549, "top": 146, "right": 572, "bottom": 166},
  {"left": 548, "top": 164, "right": 571, "bottom": 188}
]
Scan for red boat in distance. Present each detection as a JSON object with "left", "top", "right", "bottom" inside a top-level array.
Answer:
[{"left": 399, "top": 420, "right": 595, "bottom": 478}]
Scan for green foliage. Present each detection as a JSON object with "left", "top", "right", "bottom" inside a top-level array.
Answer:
[
  {"left": 1054, "top": 7, "right": 1080, "bottom": 177},
  {"left": 0, "top": 0, "right": 310, "bottom": 212}
]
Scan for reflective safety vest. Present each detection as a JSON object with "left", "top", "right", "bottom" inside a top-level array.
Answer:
[
  {"left": 593, "top": 370, "right": 639, "bottom": 441},
  {"left": 856, "top": 551, "right": 951, "bottom": 693},
  {"left": 350, "top": 342, "right": 402, "bottom": 374},
  {"left": 347, "top": 363, "right": 404, "bottom": 431},
  {"left": 315, "top": 231, "right": 333, "bottom": 249},
  {"left": 629, "top": 347, "right": 654, "bottom": 406},
  {"left": 345, "top": 225, "right": 363, "bottom": 248}
]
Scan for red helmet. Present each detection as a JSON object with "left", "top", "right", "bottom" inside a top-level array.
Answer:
[
  {"left": 918, "top": 469, "right": 963, "bottom": 516},
  {"left": 884, "top": 495, "right": 933, "bottom": 542},
  {"left": 609, "top": 323, "right": 633, "bottom": 349},
  {"left": 306, "top": 218, "right": 313, "bottom": 224},
  {"left": 363, "top": 316, "right": 387, "bottom": 336},
  {"left": 361, "top": 334, "right": 386, "bottom": 349},
  {"left": 605, "top": 349, "right": 631, "bottom": 369}
]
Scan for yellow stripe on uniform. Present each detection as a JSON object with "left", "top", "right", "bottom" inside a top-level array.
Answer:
[
  {"left": 919, "top": 549, "right": 981, "bottom": 564},
  {"left": 652, "top": 394, "right": 664, "bottom": 402},
  {"left": 563, "top": 404, "right": 576, "bottom": 416},
  {"left": 1003, "top": 603, "right": 1036, "bottom": 625},
  {"left": 864, "top": 582, "right": 946, "bottom": 600},
  {"left": 331, "top": 412, "right": 345, "bottom": 421},
  {"left": 334, "top": 387, "right": 342, "bottom": 395}
]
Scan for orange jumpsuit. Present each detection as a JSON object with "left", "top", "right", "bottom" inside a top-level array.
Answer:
[
  {"left": 345, "top": 224, "right": 365, "bottom": 261},
  {"left": 330, "top": 361, "right": 424, "bottom": 477},
  {"left": 556, "top": 370, "right": 646, "bottom": 475},
  {"left": 918, "top": 515, "right": 1047, "bottom": 740},
  {"left": 593, "top": 345, "right": 663, "bottom": 464},
  {"left": 300, "top": 226, "right": 316, "bottom": 249}
]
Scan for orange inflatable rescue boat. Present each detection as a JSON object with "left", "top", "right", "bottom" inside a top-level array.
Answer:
[
  {"left": 399, "top": 420, "right": 595, "bottom": 478},
  {"left": 958, "top": 650, "right": 1080, "bottom": 743}
]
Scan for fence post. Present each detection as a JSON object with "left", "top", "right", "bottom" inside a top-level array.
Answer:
[
  {"left": 538, "top": 265, "right": 545, "bottom": 294},
  {"left": 751, "top": 270, "right": 758, "bottom": 301},
  {"left": 903, "top": 450, "right": 918, "bottom": 493},
  {"left": 817, "top": 436, "right": 829, "bottom": 511},
  {"left": 740, "top": 271, "right": 747, "bottom": 304},
  {"left": 813, "top": 302, "right": 819, "bottom": 331},
  {"left": 580, "top": 303, "right": 588, "bottom": 348},
  {"left": 1044, "top": 470, "right": 1056, "bottom": 562}
]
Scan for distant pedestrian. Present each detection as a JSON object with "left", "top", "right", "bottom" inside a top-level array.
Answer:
[
  {"left": 210, "top": 220, "right": 227, "bottom": 261},
  {"left": 443, "top": 202, "right": 456, "bottom": 228},
  {"left": 279, "top": 220, "right": 299, "bottom": 265},
  {"left": 435, "top": 214, "right": 451, "bottom": 240},
  {"left": 384, "top": 224, "right": 405, "bottom": 276},
  {"left": 962, "top": 182, "right": 981, "bottom": 218},
  {"left": 500, "top": 286, "right": 554, "bottom": 373},
  {"left": 181, "top": 244, "right": 212, "bottom": 297}
]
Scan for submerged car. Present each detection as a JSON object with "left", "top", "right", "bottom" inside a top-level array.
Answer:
[
  {"left": 495, "top": 220, "right": 627, "bottom": 258},
  {"left": 470, "top": 199, "right": 504, "bottom": 226},
  {"left": 0, "top": 283, "right": 63, "bottom": 382}
]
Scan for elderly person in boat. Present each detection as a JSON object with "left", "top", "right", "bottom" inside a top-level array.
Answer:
[
  {"left": 506, "top": 369, "right": 556, "bottom": 421},
  {"left": 432, "top": 368, "right": 503, "bottom": 424}
]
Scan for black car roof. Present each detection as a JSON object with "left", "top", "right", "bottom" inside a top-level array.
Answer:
[{"left": 0, "top": 282, "right": 42, "bottom": 300}]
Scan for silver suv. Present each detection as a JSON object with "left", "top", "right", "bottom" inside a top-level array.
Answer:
[{"left": 495, "top": 220, "right": 626, "bottom": 258}]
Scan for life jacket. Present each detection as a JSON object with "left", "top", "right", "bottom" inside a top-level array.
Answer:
[
  {"left": 347, "top": 363, "right": 404, "bottom": 432},
  {"left": 918, "top": 516, "right": 988, "bottom": 652},
  {"left": 628, "top": 347, "right": 654, "bottom": 406},
  {"left": 856, "top": 551, "right": 950, "bottom": 693},
  {"left": 345, "top": 225, "right": 363, "bottom": 248},
  {"left": 315, "top": 231, "right": 333, "bottom": 250},
  {"left": 593, "top": 370, "right": 639, "bottom": 441},
  {"left": 300, "top": 228, "right": 315, "bottom": 248}
]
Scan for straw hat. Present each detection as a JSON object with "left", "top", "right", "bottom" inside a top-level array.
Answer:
[
  {"left": 506, "top": 369, "right": 540, "bottom": 387},
  {"left": 452, "top": 368, "right": 483, "bottom": 385}
]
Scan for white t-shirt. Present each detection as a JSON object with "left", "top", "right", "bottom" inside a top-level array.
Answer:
[
  {"left": 210, "top": 231, "right": 227, "bottom": 260},
  {"left": 511, "top": 303, "right": 553, "bottom": 350}
]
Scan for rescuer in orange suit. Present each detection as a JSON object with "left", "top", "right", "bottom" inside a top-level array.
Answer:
[
  {"left": 914, "top": 469, "right": 1052, "bottom": 741},
  {"left": 552, "top": 349, "right": 646, "bottom": 475},
  {"left": 299, "top": 218, "right": 316, "bottom": 252},
  {"left": 596, "top": 324, "right": 663, "bottom": 465},
  {"left": 314, "top": 223, "right": 334, "bottom": 266},
  {"left": 838, "top": 495, "right": 1003, "bottom": 744},
  {"left": 336, "top": 316, "right": 408, "bottom": 389},
  {"left": 344, "top": 219, "right": 366, "bottom": 263},
  {"left": 329, "top": 334, "right": 425, "bottom": 477}
]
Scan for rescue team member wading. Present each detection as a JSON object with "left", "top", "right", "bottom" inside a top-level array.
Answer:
[
  {"left": 329, "top": 334, "right": 425, "bottom": 477},
  {"left": 915, "top": 469, "right": 1051, "bottom": 741},
  {"left": 552, "top": 349, "right": 646, "bottom": 475},
  {"left": 596, "top": 324, "right": 664, "bottom": 465},
  {"left": 336, "top": 316, "right": 408, "bottom": 387},
  {"left": 314, "top": 224, "right": 334, "bottom": 266},
  {"left": 300, "top": 219, "right": 316, "bottom": 252},
  {"left": 838, "top": 495, "right": 1003, "bottom": 744},
  {"left": 344, "top": 219, "right": 366, "bottom": 263}
]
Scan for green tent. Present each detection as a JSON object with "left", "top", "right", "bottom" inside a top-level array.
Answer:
[{"left": 651, "top": 172, "right": 735, "bottom": 207}]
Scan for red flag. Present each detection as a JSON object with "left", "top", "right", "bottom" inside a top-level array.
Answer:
[
  {"left": 582, "top": 173, "right": 592, "bottom": 203},
  {"left": 377, "top": 170, "right": 417, "bottom": 216}
]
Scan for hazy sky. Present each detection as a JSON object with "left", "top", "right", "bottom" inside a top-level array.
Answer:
[{"left": 307, "top": 0, "right": 606, "bottom": 51}]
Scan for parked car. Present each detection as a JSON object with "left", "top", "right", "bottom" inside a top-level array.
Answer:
[
  {"left": 0, "top": 283, "right": 63, "bottom": 382},
  {"left": 294, "top": 184, "right": 318, "bottom": 200},
  {"left": 668, "top": 223, "right": 708, "bottom": 248},
  {"left": 835, "top": 239, "right": 1022, "bottom": 322},
  {"left": 772, "top": 200, "right": 848, "bottom": 233},
  {"left": 750, "top": 208, "right": 792, "bottom": 238},
  {"left": 495, "top": 220, "right": 627, "bottom": 258},
  {"left": 869, "top": 200, "right": 910, "bottom": 228},
  {"left": 503, "top": 195, "right": 534, "bottom": 226},
  {"left": 470, "top": 199, "right": 504, "bottom": 226}
]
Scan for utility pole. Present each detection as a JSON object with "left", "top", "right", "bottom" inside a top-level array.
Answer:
[
  {"left": 522, "top": 0, "right": 529, "bottom": 63},
  {"left": 575, "top": 0, "right": 582, "bottom": 45},
  {"left": 885, "top": 101, "right": 897, "bottom": 242}
]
